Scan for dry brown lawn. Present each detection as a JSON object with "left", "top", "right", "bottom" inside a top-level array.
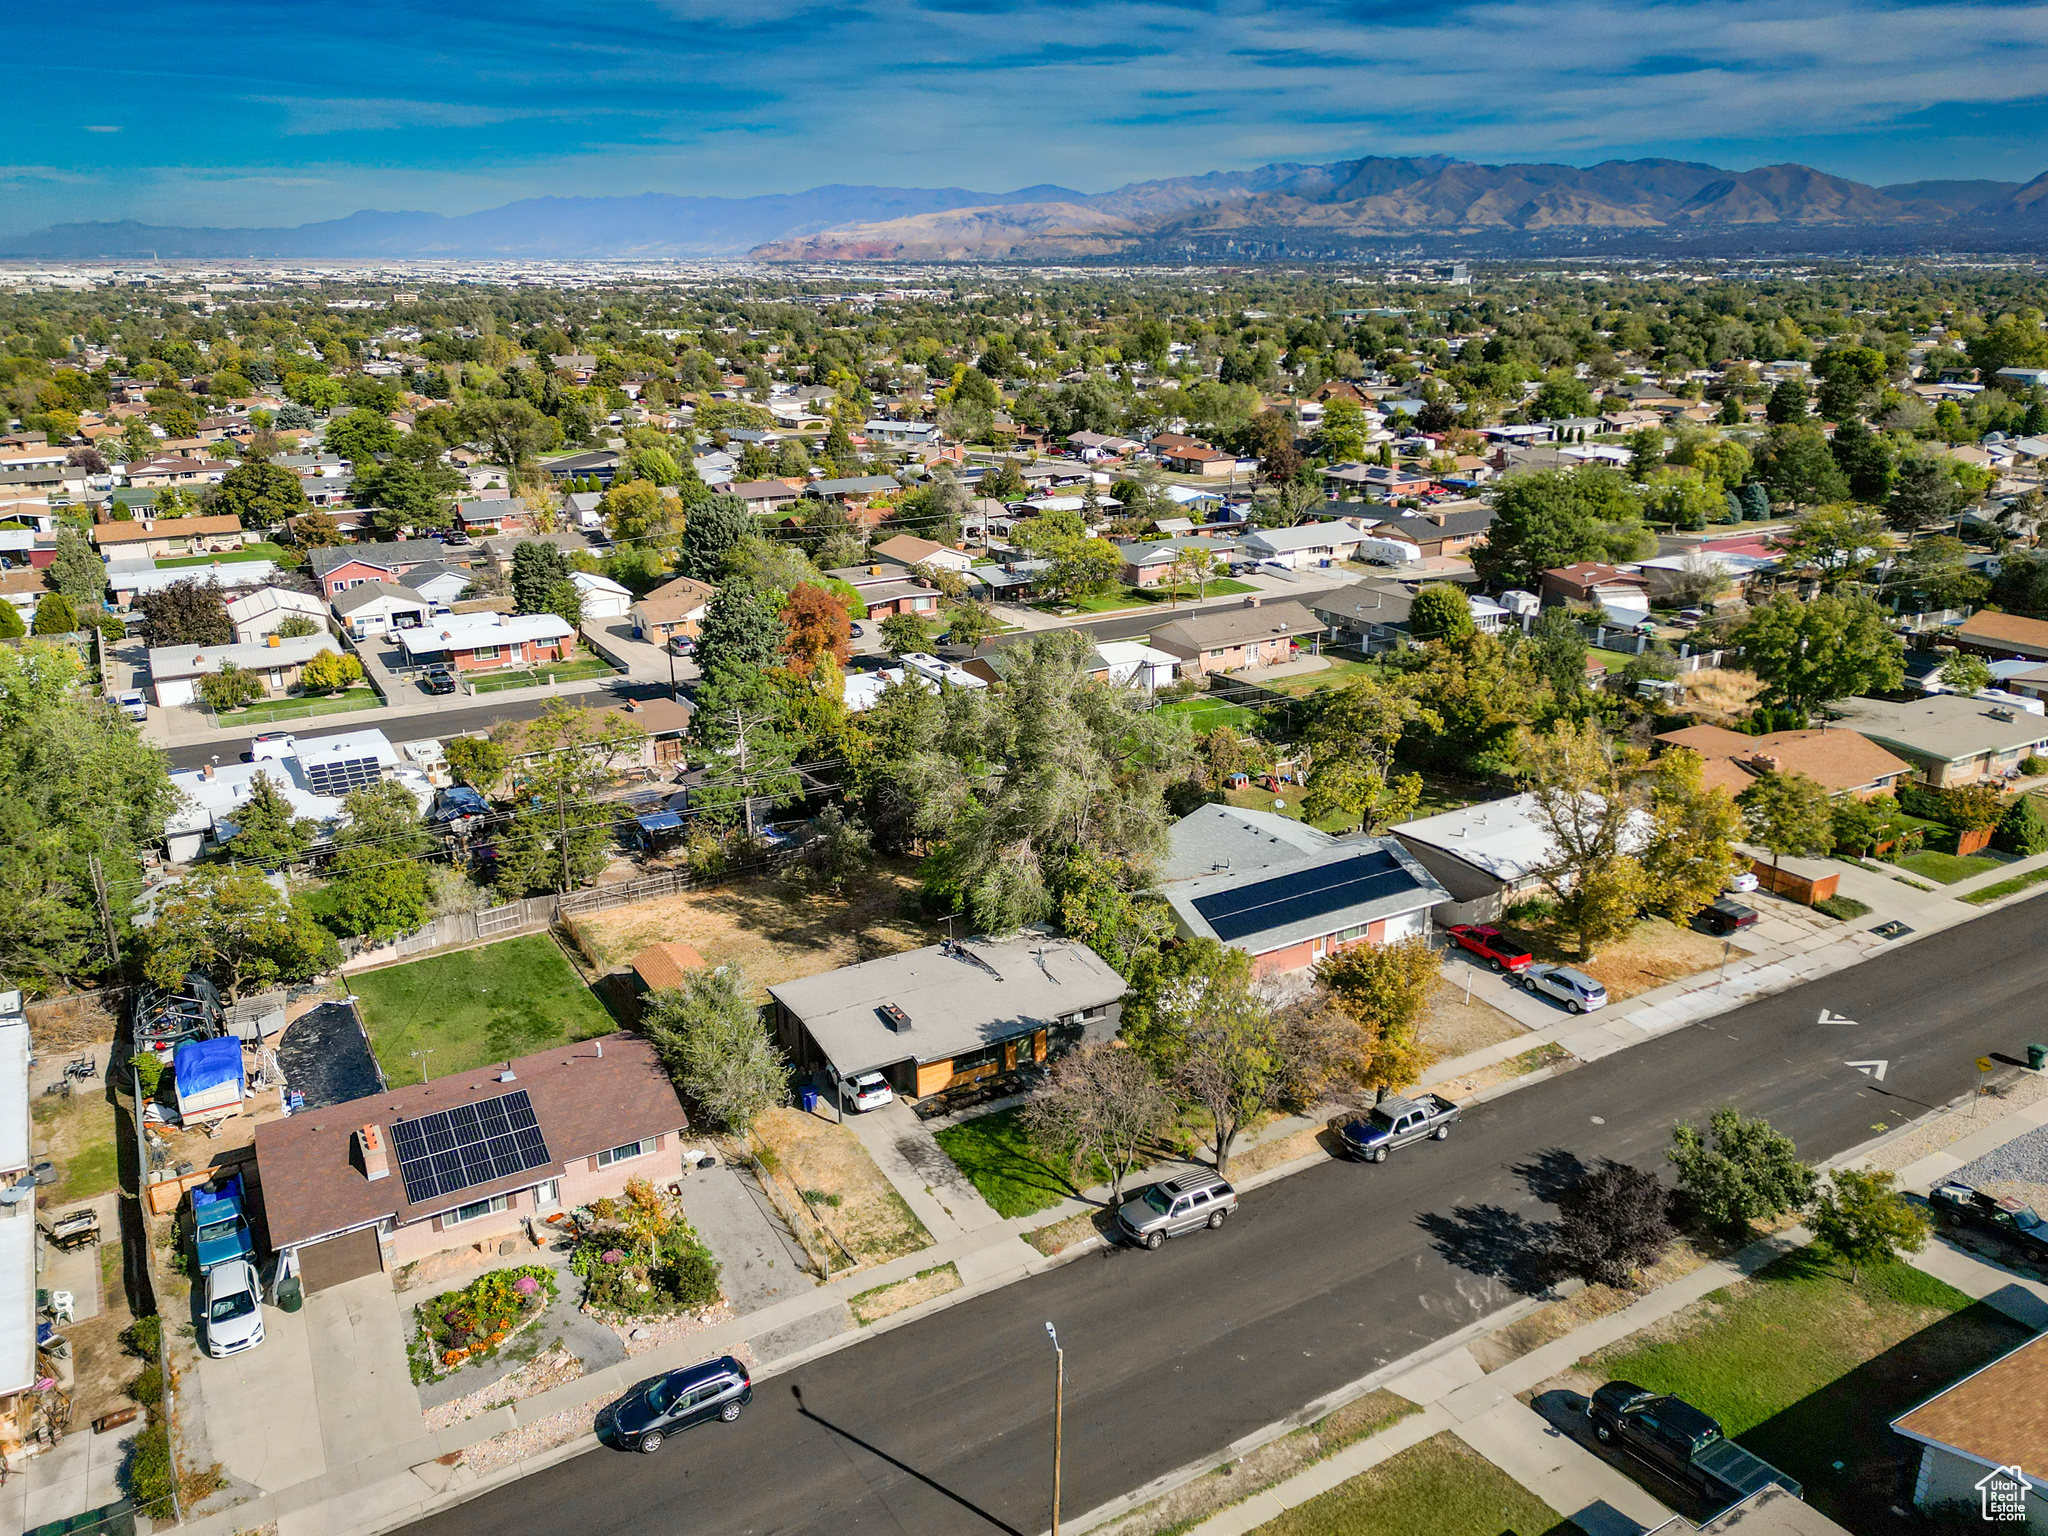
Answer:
[
  {"left": 1508, "top": 916, "right": 1728, "bottom": 1003},
  {"left": 566, "top": 858, "right": 939, "bottom": 995},
  {"left": 1681, "top": 667, "right": 1765, "bottom": 725},
  {"left": 752, "top": 1107, "right": 932, "bottom": 1268},
  {"left": 1419, "top": 987, "right": 1528, "bottom": 1060},
  {"left": 850, "top": 1262, "right": 961, "bottom": 1325}
]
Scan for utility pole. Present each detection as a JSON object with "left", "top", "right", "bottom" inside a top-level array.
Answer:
[{"left": 1045, "top": 1321, "right": 1065, "bottom": 1536}]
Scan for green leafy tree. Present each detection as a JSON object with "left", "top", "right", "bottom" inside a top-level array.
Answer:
[
  {"left": 135, "top": 578, "right": 232, "bottom": 647},
  {"left": 197, "top": 664, "right": 262, "bottom": 712},
  {"left": 323, "top": 408, "right": 401, "bottom": 464},
  {"left": 1738, "top": 770, "right": 1835, "bottom": 871},
  {"left": 679, "top": 493, "right": 752, "bottom": 582},
  {"left": 1755, "top": 423, "right": 1849, "bottom": 509},
  {"left": 1669, "top": 1106, "right": 1817, "bottom": 1236},
  {"left": 273, "top": 614, "right": 321, "bottom": 640},
  {"left": 1147, "top": 941, "right": 1290, "bottom": 1177},
  {"left": 1886, "top": 457, "right": 1963, "bottom": 535},
  {"left": 455, "top": 397, "right": 561, "bottom": 489},
  {"left": 510, "top": 540, "right": 571, "bottom": 615},
  {"left": 1641, "top": 748, "right": 1744, "bottom": 925},
  {"left": 141, "top": 865, "right": 336, "bottom": 999},
  {"left": 299, "top": 650, "right": 363, "bottom": 695},
  {"left": 48, "top": 527, "right": 106, "bottom": 614},
  {"left": 1021, "top": 1041, "right": 1172, "bottom": 1205},
  {"left": 641, "top": 962, "right": 787, "bottom": 1136},
  {"left": 1810, "top": 1167, "right": 1928, "bottom": 1283},
  {"left": 542, "top": 577, "right": 586, "bottom": 634},
  {"left": 211, "top": 461, "right": 306, "bottom": 526},
  {"left": 443, "top": 734, "right": 510, "bottom": 796},
  {"left": 1966, "top": 311, "right": 2048, "bottom": 377},
  {"left": 878, "top": 610, "right": 929, "bottom": 657},
  {"left": 1776, "top": 505, "right": 1888, "bottom": 589},
  {"left": 1731, "top": 593, "right": 1903, "bottom": 718},
  {"left": 291, "top": 509, "right": 345, "bottom": 548},
  {"left": 1311, "top": 398, "right": 1372, "bottom": 462},
  {"left": 355, "top": 456, "right": 457, "bottom": 536},
  {"left": 1301, "top": 674, "right": 1432, "bottom": 833},
  {"left": 1765, "top": 378, "right": 1810, "bottom": 424},
  {"left": 329, "top": 781, "right": 434, "bottom": 941},
  {"left": 218, "top": 772, "right": 313, "bottom": 869},
  {"left": 32, "top": 593, "right": 77, "bottom": 635},
  {"left": 1407, "top": 583, "right": 1475, "bottom": 642},
  {"left": 1519, "top": 719, "right": 1651, "bottom": 956},
  {"left": 491, "top": 702, "right": 640, "bottom": 896},
  {"left": 1994, "top": 793, "right": 2048, "bottom": 856},
  {"left": 1527, "top": 608, "right": 1590, "bottom": 708},
  {"left": 697, "top": 581, "right": 786, "bottom": 678},
  {"left": 1530, "top": 369, "right": 1594, "bottom": 420},
  {"left": 1475, "top": 468, "right": 1651, "bottom": 587},
  {"left": 689, "top": 664, "right": 801, "bottom": 838},
  {"left": 1827, "top": 416, "right": 1896, "bottom": 502},
  {"left": 1939, "top": 650, "right": 1994, "bottom": 696}
]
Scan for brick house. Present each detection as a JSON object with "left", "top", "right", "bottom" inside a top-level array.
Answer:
[
  {"left": 395, "top": 612, "right": 575, "bottom": 672},
  {"left": 252, "top": 1035, "right": 688, "bottom": 1289},
  {"left": 92, "top": 513, "right": 247, "bottom": 561},
  {"left": 1148, "top": 599, "right": 1323, "bottom": 677},
  {"left": 1654, "top": 725, "right": 1913, "bottom": 799},
  {"left": 309, "top": 539, "right": 451, "bottom": 599}
]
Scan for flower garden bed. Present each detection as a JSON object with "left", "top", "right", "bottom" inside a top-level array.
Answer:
[
  {"left": 568, "top": 1177, "right": 724, "bottom": 1322},
  {"left": 409, "top": 1264, "right": 557, "bottom": 1384}
]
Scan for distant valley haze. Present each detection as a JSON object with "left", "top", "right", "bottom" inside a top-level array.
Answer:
[{"left": 10, "top": 0, "right": 2048, "bottom": 261}]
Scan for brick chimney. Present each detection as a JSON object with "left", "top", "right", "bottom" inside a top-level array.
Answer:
[
  {"left": 354, "top": 1124, "right": 391, "bottom": 1182},
  {"left": 1243, "top": 595, "right": 1262, "bottom": 608},
  {"left": 1750, "top": 753, "right": 1780, "bottom": 772}
]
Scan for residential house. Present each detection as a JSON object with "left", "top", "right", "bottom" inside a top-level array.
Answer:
[
  {"left": 1540, "top": 562, "right": 1653, "bottom": 620},
  {"left": 1240, "top": 520, "right": 1382, "bottom": 570},
  {"left": 872, "top": 533, "right": 974, "bottom": 574},
  {"left": 863, "top": 421, "right": 944, "bottom": 451},
  {"left": 148, "top": 632, "right": 345, "bottom": 708},
  {"left": 1157, "top": 805, "right": 1449, "bottom": 974},
  {"left": 808, "top": 476, "right": 903, "bottom": 526},
  {"left": 1310, "top": 580, "right": 1507, "bottom": 653},
  {"left": 397, "top": 561, "right": 473, "bottom": 611},
  {"left": 1952, "top": 610, "right": 2048, "bottom": 664},
  {"left": 1065, "top": 430, "right": 1140, "bottom": 460},
  {"left": 823, "top": 565, "right": 942, "bottom": 620},
  {"left": 395, "top": 612, "right": 576, "bottom": 672},
  {"left": 1113, "top": 535, "right": 1242, "bottom": 587},
  {"left": 569, "top": 570, "right": 632, "bottom": 620},
  {"left": 1160, "top": 445, "right": 1238, "bottom": 478},
  {"left": 253, "top": 1035, "right": 687, "bottom": 1288},
  {"left": 716, "top": 479, "right": 804, "bottom": 516},
  {"left": 1148, "top": 598, "right": 1323, "bottom": 677},
  {"left": 92, "top": 513, "right": 247, "bottom": 560},
  {"left": 541, "top": 449, "right": 621, "bottom": 485},
  {"left": 1092, "top": 641, "right": 1180, "bottom": 692},
  {"left": 332, "top": 580, "right": 431, "bottom": 639},
  {"left": 308, "top": 539, "right": 450, "bottom": 599},
  {"left": 768, "top": 936, "right": 1126, "bottom": 1100},
  {"left": 0, "top": 569, "right": 50, "bottom": 626},
  {"left": 1393, "top": 792, "right": 1649, "bottom": 923},
  {"left": 629, "top": 575, "right": 716, "bottom": 645},
  {"left": 1321, "top": 463, "right": 1437, "bottom": 500},
  {"left": 1365, "top": 505, "right": 1496, "bottom": 559},
  {"left": 163, "top": 728, "right": 429, "bottom": 860},
  {"left": 225, "top": 586, "right": 330, "bottom": 644},
  {"left": 1891, "top": 1327, "right": 2048, "bottom": 1524},
  {"left": 1149, "top": 432, "right": 1213, "bottom": 457},
  {"left": 1654, "top": 725, "right": 1912, "bottom": 799},
  {"left": 453, "top": 498, "right": 524, "bottom": 537},
  {"left": 110, "top": 560, "right": 282, "bottom": 610},
  {"left": 124, "top": 456, "right": 226, "bottom": 489},
  {"left": 1832, "top": 695, "right": 2048, "bottom": 786}
]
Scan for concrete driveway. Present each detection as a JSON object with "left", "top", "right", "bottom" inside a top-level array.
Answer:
[{"left": 193, "top": 1270, "right": 420, "bottom": 1493}]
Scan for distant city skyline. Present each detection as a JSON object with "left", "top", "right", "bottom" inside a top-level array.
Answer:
[{"left": 8, "top": 0, "right": 2048, "bottom": 235}]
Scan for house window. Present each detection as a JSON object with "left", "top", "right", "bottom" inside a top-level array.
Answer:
[
  {"left": 445, "top": 1194, "right": 510, "bottom": 1226},
  {"left": 596, "top": 1139, "right": 647, "bottom": 1168},
  {"left": 472, "top": 645, "right": 500, "bottom": 662}
]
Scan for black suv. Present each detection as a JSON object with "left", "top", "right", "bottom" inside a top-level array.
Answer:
[
  {"left": 601, "top": 1357, "right": 752, "bottom": 1453},
  {"left": 419, "top": 666, "right": 458, "bottom": 695}
]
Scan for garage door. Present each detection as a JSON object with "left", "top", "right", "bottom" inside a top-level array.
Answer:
[{"left": 297, "top": 1227, "right": 383, "bottom": 1293}]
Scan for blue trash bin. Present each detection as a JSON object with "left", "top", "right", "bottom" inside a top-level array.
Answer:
[{"left": 799, "top": 1086, "right": 819, "bottom": 1113}]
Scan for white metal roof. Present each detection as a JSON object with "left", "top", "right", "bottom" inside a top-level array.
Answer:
[
  {"left": 0, "top": 1211, "right": 33, "bottom": 1395},
  {"left": 148, "top": 631, "right": 340, "bottom": 680},
  {"left": 0, "top": 1012, "right": 26, "bottom": 1176},
  {"left": 395, "top": 611, "right": 574, "bottom": 657}
]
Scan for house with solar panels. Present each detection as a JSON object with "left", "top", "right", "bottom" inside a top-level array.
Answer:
[
  {"left": 1159, "top": 804, "right": 1449, "bottom": 973},
  {"left": 163, "top": 728, "right": 433, "bottom": 862},
  {"left": 253, "top": 1034, "right": 688, "bottom": 1290}
]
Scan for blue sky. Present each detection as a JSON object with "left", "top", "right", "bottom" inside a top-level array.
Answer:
[{"left": 7, "top": 0, "right": 2048, "bottom": 232}]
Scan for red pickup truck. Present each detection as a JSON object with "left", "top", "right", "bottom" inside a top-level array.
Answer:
[{"left": 1446, "top": 924, "right": 1533, "bottom": 972}]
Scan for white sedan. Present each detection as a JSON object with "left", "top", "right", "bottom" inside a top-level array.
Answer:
[
  {"left": 839, "top": 1073, "right": 894, "bottom": 1113},
  {"left": 1725, "top": 871, "right": 1760, "bottom": 894},
  {"left": 205, "top": 1258, "right": 265, "bottom": 1358}
]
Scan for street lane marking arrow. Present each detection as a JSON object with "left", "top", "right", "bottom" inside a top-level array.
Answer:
[
  {"left": 1846, "top": 1059, "right": 1890, "bottom": 1082},
  {"left": 1819, "top": 1009, "right": 1859, "bottom": 1025}
]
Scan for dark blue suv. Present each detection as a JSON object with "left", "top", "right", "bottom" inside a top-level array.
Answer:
[{"left": 601, "top": 1357, "right": 753, "bottom": 1453}]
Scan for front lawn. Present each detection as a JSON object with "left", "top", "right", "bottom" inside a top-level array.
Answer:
[
  {"left": 1586, "top": 1247, "right": 2031, "bottom": 1535},
  {"left": 205, "top": 686, "right": 383, "bottom": 727},
  {"left": 1253, "top": 1433, "right": 1572, "bottom": 1536},
  {"left": 467, "top": 655, "right": 620, "bottom": 694},
  {"left": 158, "top": 540, "right": 301, "bottom": 568},
  {"left": 352, "top": 934, "right": 616, "bottom": 1081},
  {"left": 1892, "top": 848, "right": 2014, "bottom": 885},
  {"left": 932, "top": 1107, "right": 1087, "bottom": 1219}
]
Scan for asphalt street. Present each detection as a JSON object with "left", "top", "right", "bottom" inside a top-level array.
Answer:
[{"left": 403, "top": 896, "right": 2048, "bottom": 1536}]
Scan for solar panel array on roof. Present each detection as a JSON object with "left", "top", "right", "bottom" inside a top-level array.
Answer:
[
  {"left": 303, "top": 754, "right": 383, "bottom": 798},
  {"left": 1190, "top": 849, "right": 1423, "bottom": 944},
  {"left": 389, "top": 1089, "right": 551, "bottom": 1205}
]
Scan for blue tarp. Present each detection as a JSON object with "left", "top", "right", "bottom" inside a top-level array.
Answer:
[
  {"left": 173, "top": 1036, "right": 243, "bottom": 1110},
  {"left": 636, "top": 811, "right": 685, "bottom": 834}
]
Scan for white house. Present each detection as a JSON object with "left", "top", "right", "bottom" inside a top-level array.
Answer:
[
  {"left": 1239, "top": 520, "right": 1374, "bottom": 570},
  {"left": 569, "top": 570, "right": 633, "bottom": 620},
  {"left": 397, "top": 562, "right": 472, "bottom": 611},
  {"left": 226, "top": 587, "right": 331, "bottom": 645},
  {"left": 331, "top": 580, "right": 430, "bottom": 640},
  {"left": 148, "top": 632, "right": 343, "bottom": 708},
  {"left": 1093, "top": 641, "right": 1179, "bottom": 692}
]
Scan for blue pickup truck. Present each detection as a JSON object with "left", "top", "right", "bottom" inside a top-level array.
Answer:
[{"left": 192, "top": 1175, "right": 254, "bottom": 1274}]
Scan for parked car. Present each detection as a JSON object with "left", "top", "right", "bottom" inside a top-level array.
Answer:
[
  {"left": 441, "top": 531, "right": 472, "bottom": 547},
  {"left": 1114, "top": 1171, "right": 1237, "bottom": 1250},
  {"left": 420, "top": 665, "right": 458, "bottom": 695},
  {"left": 245, "top": 732, "right": 298, "bottom": 761},
  {"left": 600, "top": 1357, "right": 753, "bottom": 1452},
  {"left": 1724, "top": 871, "right": 1759, "bottom": 894},
  {"left": 1446, "top": 924, "right": 1532, "bottom": 972},
  {"left": 1929, "top": 1181, "right": 2048, "bottom": 1256},
  {"left": 204, "top": 1258, "right": 265, "bottom": 1359},
  {"left": 1692, "top": 898, "right": 1758, "bottom": 937},
  {"left": 1337, "top": 1094, "right": 1461, "bottom": 1163},
  {"left": 666, "top": 635, "right": 695, "bottom": 657},
  {"left": 1587, "top": 1381, "right": 1801, "bottom": 1502},
  {"left": 1519, "top": 963, "right": 1608, "bottom": 1014},
  {"left": 848, "top": 622, "right": 865, "bottom": 639},
  {"left": 113, "top": 690, "right": 149, "bottom": 721},
  {"left": 838, "top": 1072, "right": 894, "bottom": 1113},
  {"left": 192, "top": 1175, "right": 253, "bottom": 1273}
]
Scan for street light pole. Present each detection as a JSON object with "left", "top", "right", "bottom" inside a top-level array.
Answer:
[{"left": 1045, "top": 1321, "right": 1065, "bottom": 1536}]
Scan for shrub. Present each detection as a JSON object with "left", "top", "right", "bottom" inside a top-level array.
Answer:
[
  {"left": 131, "top": 1362, "right": 163, "bottom": 1408},
  {"left": 409, "top": 1265, "right": 554, "bottom": 1381},
  {"left": 2022, "top": 755, "right": 2048, "bottom": 778},
  {"left": 1993, "top": 794, "right": 2048, "bottom": 857},
  {"left": 122, "top": 1313, "right": 163, "bottom": 1360},
  {"left": 131, "top": 1053, "right": 165, "bottom": 1099},
  {"left": 197, "top": 663, "right": 262, "bottom": 712},
  {"left": 126, "top": 1422, "right": 174, "bottom": 1513},
  {"left": 570, "top": 1199, "right": 723, "bottom": 1318}
]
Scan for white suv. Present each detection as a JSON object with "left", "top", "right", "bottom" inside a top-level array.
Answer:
[
  {"left": 839, "top": 1072, "right": 894, "bottom": 1113},
  {"left": 1520, "top": 963, "right": 1609, "bottom": 1015}
]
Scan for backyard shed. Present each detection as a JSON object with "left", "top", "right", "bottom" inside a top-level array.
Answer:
[{"left": 174, "top": 1036, "right": 245, "bottom": 1123}]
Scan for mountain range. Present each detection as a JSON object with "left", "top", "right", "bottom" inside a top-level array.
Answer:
[{"left": 6, "top": 157, "right": 2048, "bottom": 263}]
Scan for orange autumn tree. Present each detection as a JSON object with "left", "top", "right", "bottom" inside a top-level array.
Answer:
[{"left": 781, "top": 581, "right": 852, "bottom": 670}]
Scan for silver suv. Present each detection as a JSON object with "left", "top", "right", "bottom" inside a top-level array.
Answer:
[
  {"left": 1114, "top": 1171, "right": 1237, "bottom": 1250},
  {"left": 1520, "top": 962, "right": 1609, "bottom": 1014}
]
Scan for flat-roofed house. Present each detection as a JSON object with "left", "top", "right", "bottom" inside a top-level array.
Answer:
[{"left": 1833, "top": 694, "right": 2048, "bottom": 786}]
